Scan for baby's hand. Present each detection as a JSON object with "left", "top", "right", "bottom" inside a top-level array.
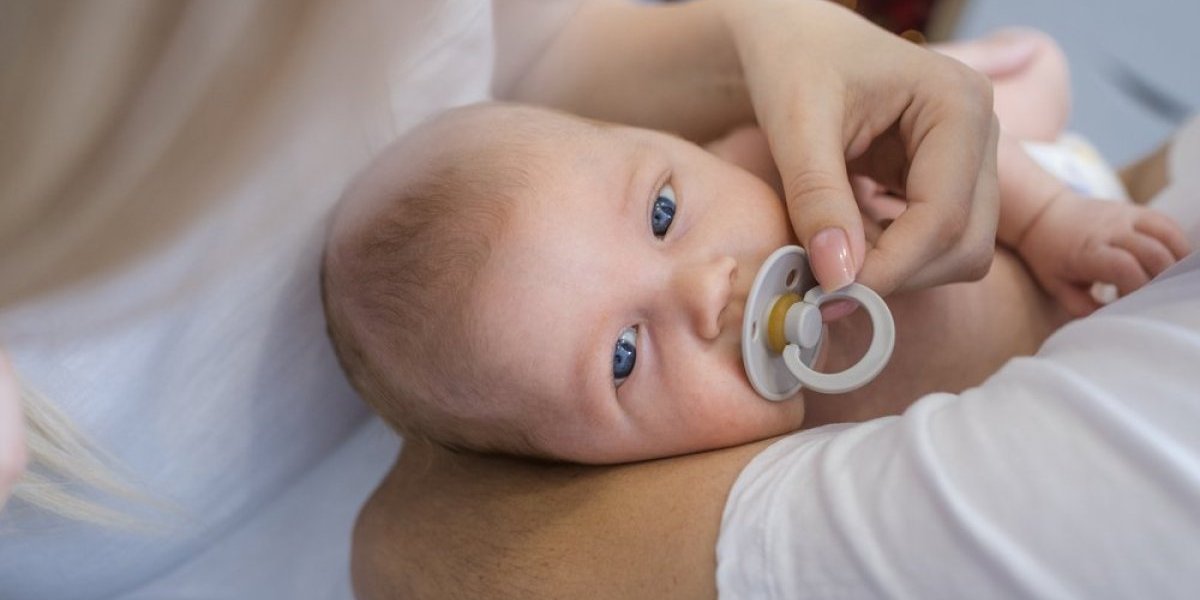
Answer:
[{"left": 1018, "top": 191, "right": 1191, "bottom": 316}]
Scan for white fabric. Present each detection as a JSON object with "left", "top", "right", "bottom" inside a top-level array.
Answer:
[
  {"left": 1024, "top": 134, "right": 1131, "bottom": 202},
  {"left": 0, "top": 2, "right": 575, "bottom": 598},
  {"left": 717, "top": 116, "right": 1200, "bottom": 599}
]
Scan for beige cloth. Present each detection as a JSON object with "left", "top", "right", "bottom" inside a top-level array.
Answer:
[{"left": 0, "top": 1, "right": 578, "bottom": 598}]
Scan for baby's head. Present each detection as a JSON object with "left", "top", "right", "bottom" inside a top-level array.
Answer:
[{"left": 323, "top": 103, "right": 808, "bottom": 464}]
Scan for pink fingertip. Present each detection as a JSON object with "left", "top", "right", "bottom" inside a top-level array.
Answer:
[{"left": 810, "top": 227, "right": 856, "bottom": 291}]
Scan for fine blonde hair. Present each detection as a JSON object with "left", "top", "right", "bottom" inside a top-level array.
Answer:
[
  {"left": 2, "top": 0, "right": 391, "bottom": 525},
  {"left": 321, "top": 104, "right": 562, "bottom": 457},
  {"left": 10, "top": 375, "right": 148, "bottom": 527}
]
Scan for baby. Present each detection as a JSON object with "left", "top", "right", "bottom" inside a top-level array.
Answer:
[
  {"left": 321, "top": 96, "right": 1188, "bottom": 465},
  {"left": 323, "top": 102, "right": 814, "bottom": 463}
]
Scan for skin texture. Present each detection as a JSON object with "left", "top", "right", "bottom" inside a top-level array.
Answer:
[
  {"left": 720, "top": 0, "right": 1000, "bottom": 296},
  {"left": 352, "top": 146, "right": 1177, "bottom": 597},
  {"left": 455, "top": 103, "right": 1074, "bottom": 463},
  {"left": 352, "top": 247, "right": 1067, "bottom": 600},
  {"left": 469, "top": 110, "right": 807, "bottom": 464},
  {"left": 353, "top": 436, "right": 774, "bottom": 600},
  {"left": 348, "top": 111, "right": 1067, "bottom": 598},
  {"left": 347, "top": 128, "right": 794, "bottom": 591},
  {"left": 459, "top": 31, "right": 1090, "bottom": 464},
  {"left": 508, "top": 0, "right": 1001, "bottom": 297}
]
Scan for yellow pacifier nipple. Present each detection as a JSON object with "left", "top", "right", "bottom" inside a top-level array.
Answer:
[{"left": 766, "top": 292, "right": 802, "bottom": 354}]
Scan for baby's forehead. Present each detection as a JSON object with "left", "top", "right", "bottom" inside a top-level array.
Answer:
[
  {"left": 425, "top": 106, "right": 590, "bottom": 192},
  {"left": 437, "top": 103, "right": 590, "bottom": 155}
]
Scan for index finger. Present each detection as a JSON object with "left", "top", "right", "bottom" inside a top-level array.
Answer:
[
  {"left": 765, "top": 89, "right": 868, "bottom": 292},
  {"left": 858, "top": 76, "right": 998, "bottom": 294}
]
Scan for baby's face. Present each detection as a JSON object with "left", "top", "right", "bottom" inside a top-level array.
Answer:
[{"left": 474, "top": 115, "right": 809, "bottom": 463}]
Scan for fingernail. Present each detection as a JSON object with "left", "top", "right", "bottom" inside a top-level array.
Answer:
[{"left": 810, "top": 228, "right": 855, "bottom": 291}]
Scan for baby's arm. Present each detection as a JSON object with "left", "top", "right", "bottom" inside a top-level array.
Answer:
[
  {"left": 943, "top": 29, "right": 1190, "bottom": 315},
  {"left": 999, "top": 135, "right": 1191, "bottom": 316}
]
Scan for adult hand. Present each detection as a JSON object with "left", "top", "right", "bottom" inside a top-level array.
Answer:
[
  {"left": 0, "top": 351, "right": 27, "bottom": 512},
  {"left": 722, "top": 0, "right": 1001, "bottom": 296}
]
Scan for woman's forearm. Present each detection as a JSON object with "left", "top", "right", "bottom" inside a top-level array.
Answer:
[
  {"left": 499, "top": 0, "right": 752, "bottom": 142},
  {"left": 353, "top": 437, "right": 771, "bottom": 599}
]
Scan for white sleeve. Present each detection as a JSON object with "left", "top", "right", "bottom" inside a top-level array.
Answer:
[{"left": 718, "top": 253, "right": 1200, "bottom": 598}]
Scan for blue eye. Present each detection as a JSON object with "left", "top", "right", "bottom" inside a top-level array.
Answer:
[
  {"left": 613, "top": 327, "right": 638, "bottom": 387},
  {"left": 651, "top": 183, "right": 676, "bottom": 238}
]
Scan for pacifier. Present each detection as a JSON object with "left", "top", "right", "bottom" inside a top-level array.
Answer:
[{"left": 741, "top": 245, "right": 895, "bottom": 400}]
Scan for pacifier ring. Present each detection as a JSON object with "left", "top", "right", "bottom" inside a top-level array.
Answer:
[{"left": 741, "top": 246, "right": 896, "bottom": 401}]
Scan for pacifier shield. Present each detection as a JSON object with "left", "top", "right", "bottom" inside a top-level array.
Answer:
[
  {"left": 742, "top": 245, "right": 896, "bottom": 400},
  {"left": 741, "top": 246, "right": 821, "bottom": 401}
]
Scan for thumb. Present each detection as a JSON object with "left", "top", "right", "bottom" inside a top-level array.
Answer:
[{"left": 769, "top": 102, "right": 866, "bottom": 293}]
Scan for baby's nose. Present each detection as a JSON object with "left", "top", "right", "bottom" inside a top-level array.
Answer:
[{"left": 674, "top": 255, "right": 738, "bottom": 340}]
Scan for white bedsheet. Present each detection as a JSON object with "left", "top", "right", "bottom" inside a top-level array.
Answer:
[{"left": 717, "top": 116, "right": 1200, "bottom": 599}]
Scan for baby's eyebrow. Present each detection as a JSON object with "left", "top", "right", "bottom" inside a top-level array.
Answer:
[
  {"left": 620, "top": 140, "right": 656, "bottom": 224},
  {"left": 578, "top": 311, "right": 610, "bottom": 403}
]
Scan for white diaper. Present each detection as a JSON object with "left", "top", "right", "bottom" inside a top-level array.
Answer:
[{"left": 1023, "top": 133, "right": 1131, "bottom": 203}]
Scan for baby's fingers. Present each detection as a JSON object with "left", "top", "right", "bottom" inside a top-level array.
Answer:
[
  {"left": 1087, "top": 246, "right": 1150, "bottom": 297},
  {"left": 1134, "top": 210, "right": 1192, "bottom": 260},
  {"left": 1050, "top": 279, "right": 1101, "bottom": 317},
  {"left": 1115, "top": 231, "right": 1178, "bottom": 279}
]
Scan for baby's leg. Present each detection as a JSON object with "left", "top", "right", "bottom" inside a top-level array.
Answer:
[{"left": 934, "top": 29, "right": 1071, "bottom": 142}]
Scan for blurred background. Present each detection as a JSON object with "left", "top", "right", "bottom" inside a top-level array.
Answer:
[{"left": 851, "top": 0, "right": 1200, "bottom": 167}]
